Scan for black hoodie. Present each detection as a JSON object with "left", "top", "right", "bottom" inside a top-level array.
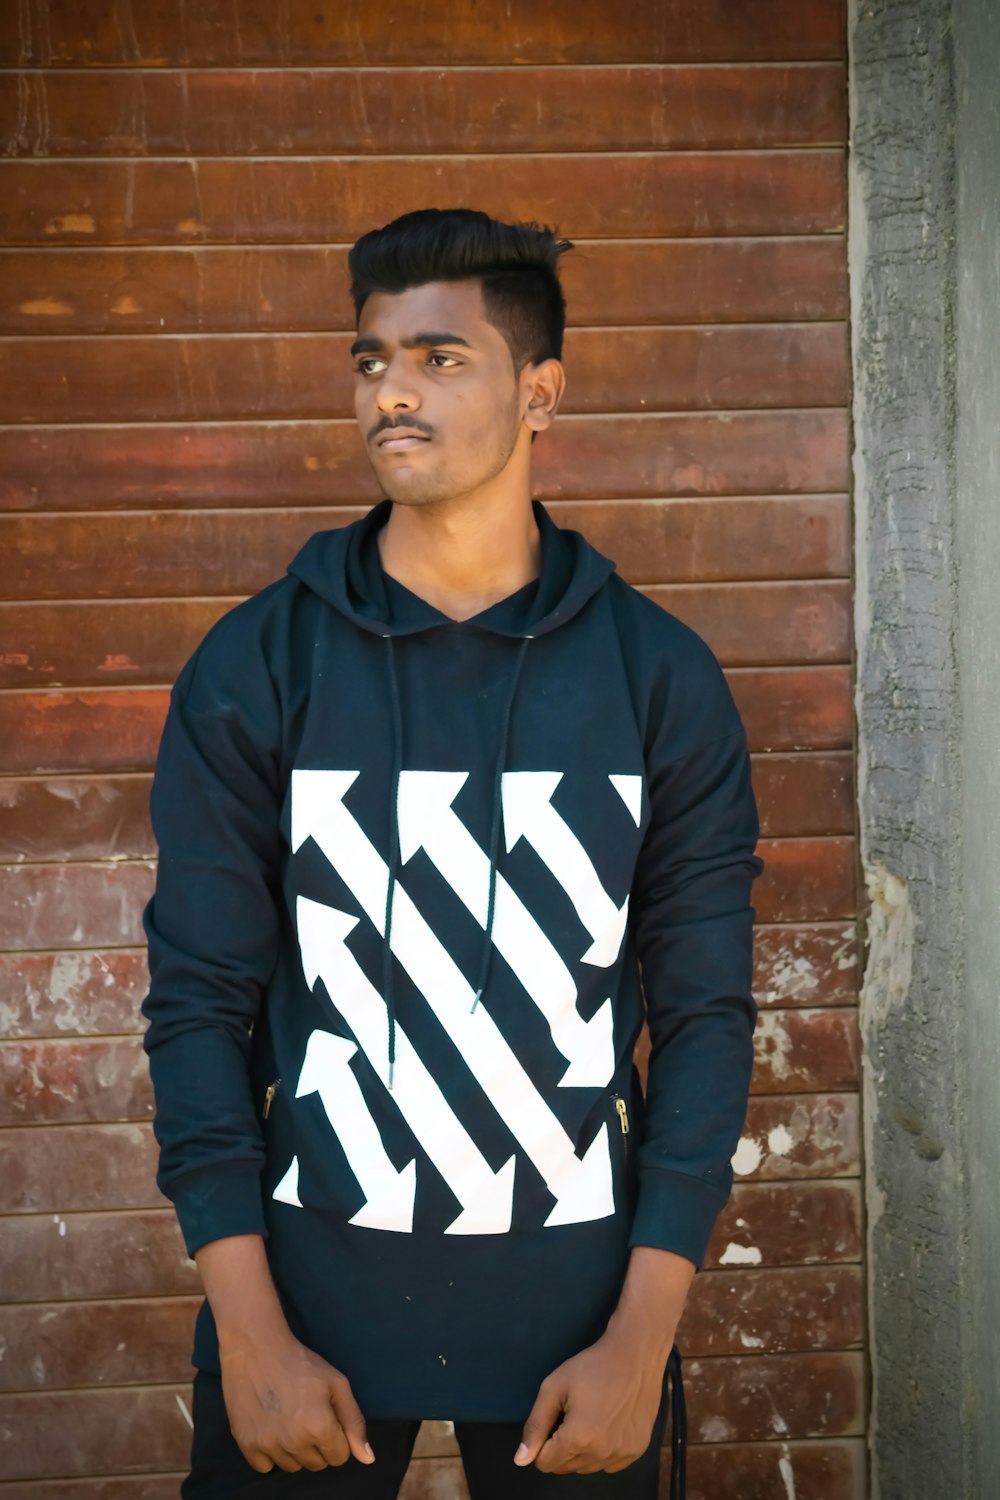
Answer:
[{"left": 141, "top": 498, "right": 764, "bottom": 1423}]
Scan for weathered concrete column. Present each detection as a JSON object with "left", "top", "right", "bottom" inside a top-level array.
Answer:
[
  {"left": 848, "top": 0, "right": 970, "bottom": 1493},
  {"left": 852, "top": 0, "right": 1000, "bottom": 1492}
]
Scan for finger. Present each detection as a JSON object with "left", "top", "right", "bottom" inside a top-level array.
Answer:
[
  {"left": 534, "top": 1427, "right": 579, "bottom": 1475},
  {"left": 515, "top": 1381, "right": 564, "bottom": 1466},
  {"left": 330, "top": 1379, "right": 375, "bottom": 1465},
  {"left": 270, "top": 1444, "right": 305, "bottom": 1474}
]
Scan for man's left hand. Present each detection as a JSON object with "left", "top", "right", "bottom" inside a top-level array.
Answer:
[{"left": 514, "top": 1325, "right": 669, "bottom": 1475}]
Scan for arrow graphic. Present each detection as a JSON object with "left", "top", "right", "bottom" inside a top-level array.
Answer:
[
  {"left": 292, "top": 771, "right": 614, "bottom": 1229},
  {"left": 296, "top": 896, "right": 515, "bottom": 1235},
  {"left": 396, "top": 770, "right": 613, "bottom": 1088},
  {"left": 502, "top": 772, "right": 630, "bottom": 968},
  {"left": 296, "top": 1029, "right": 417, "bottom": 1233}
]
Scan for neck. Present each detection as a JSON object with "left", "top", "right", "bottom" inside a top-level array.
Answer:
[{"left": 377, "top": 486, "right": 541, "bottom": 622}]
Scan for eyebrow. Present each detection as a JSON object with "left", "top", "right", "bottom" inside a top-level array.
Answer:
[{"left": 350, "top": 331, "right": 474, "bottom": 358}]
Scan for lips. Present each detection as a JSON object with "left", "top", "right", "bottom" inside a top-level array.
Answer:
[{"left": 377, "top": 430, "right": 431, "bottom": 451}]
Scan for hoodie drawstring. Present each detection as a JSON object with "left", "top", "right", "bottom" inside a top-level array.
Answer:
[
  {"left": 666, "top": 1343, "right": 687, "bottom": 1500},
  {"left": 382, "top": 636, "right": 403, "bottom": 1089},
  {"left": 471, "top": 634, "right": 530, "bottom": 1014},
  {"left": 380, "top": 633, "right": 531, "bottom": 1085}
]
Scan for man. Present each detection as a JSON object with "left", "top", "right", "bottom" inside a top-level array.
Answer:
[{"left": 141, "top": 207, "right": 764, "bottom": 1498}]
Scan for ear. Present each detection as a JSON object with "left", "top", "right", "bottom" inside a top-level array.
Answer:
[{"left": 522, "top": 357, "right": 566, "bottom": 435}]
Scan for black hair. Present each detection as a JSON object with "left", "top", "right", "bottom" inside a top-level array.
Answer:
[{"left": 348, "top": 208, "right": 573, "bottom": 372}]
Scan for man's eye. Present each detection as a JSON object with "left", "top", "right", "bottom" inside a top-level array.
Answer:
[
  {"left": 428, "top": 353, "right": 460, "bottom": 368},
  {"left": 354, "top": 358, "right": 385, "bottom": 375}
]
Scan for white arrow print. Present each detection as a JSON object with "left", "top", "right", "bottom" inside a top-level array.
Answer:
[
  {"left": 292, "top": 771, "right": 614, "bottom": 1229},
  {"left": 296, "top": 1028, "right": 417, "bottom": 1233},
  {"left": 296, "top": 896, "right": 515, "bottom": 1235},
  {"left": 396, "top": 770, "right": 613, "bottom": 1089},
  {"left": 502, "top": 772, "right": 630, "bottom": 968}
]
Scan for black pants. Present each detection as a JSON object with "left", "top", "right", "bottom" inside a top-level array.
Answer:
[{"left": 181, "top": 1353, "right": 686, "bottom": 1499}]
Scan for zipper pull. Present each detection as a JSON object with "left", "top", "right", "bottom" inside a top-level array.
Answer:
[
  {"left": 615, "top": 1097, "right": 629, "bottom": 1136},
  {"left": 262, "top": 1079, "right": 280, "bottom": 1119}
]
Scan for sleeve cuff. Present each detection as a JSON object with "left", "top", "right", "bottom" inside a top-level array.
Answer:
[
  {"left": 628, "top": 1167, "right": 729, "bottom": 1269},
  {"left": 168, "top": 1162, "right": 269, "bottom": 1258}
]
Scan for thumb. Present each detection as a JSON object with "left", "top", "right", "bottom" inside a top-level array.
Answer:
[
  {"left": 329, "top": 1375, "right": 375, "bottom": 1465},
  {"left": 515, "top": 1377, "right": 564, "bottom": 1467}
]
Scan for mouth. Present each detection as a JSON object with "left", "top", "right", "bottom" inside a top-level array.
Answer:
[{"left": 376, "top": 431, "right": 431, "bottom": 452}]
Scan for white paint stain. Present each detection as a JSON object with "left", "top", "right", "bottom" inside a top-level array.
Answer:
[
  {"left": 768, "top": 1124, "right": 795, "bottom": 1157},
  {"left": 719, "top": 1241, "right": 763, "bottom": 1266},
  {"left": 32, "top": 1355, "right": 46, "bottom": 1384},
  {"left": 700, "top": 1415, "right": 737, "bottom": 1443},
  {"left": 755, "top": 1012, "right": 793, "bottom": 1079},
  {"left": 731, "top": 1136, "right": 762, "bottom": 1176},
  {"left": 175, "top": 1393, "right": 194, "bottom": 1428},
  {"left": 779, "top": 1448, "right": 797, "bottom": 1500},
  {"left": 52, "top": 1214, "right": 67, "bottom": 1237},
  {"left": 739, "top": 1331, "right": 765, "bottom": 1348}
]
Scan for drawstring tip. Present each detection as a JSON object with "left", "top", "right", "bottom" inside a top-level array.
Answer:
[
  {"left": 387, "top": 1058, "right": 395, "bottom": 1090},
  {"left": 470, "top": 989, "right": 482, "bottom": 1014}
]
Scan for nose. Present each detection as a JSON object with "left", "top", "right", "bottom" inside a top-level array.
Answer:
[{"left": 375, "top": 355, "right": 421, "bottom": 415}]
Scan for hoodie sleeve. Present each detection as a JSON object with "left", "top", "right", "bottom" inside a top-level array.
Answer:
[
  {"left": 627, "top": 631, "right": 765, "bottom": 1269},
  {"left": 140, "top": 617, "right": 284, "bottom": 1258}
]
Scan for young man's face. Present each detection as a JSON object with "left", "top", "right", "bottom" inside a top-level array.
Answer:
[{"left": 351, "top": 279, "right": 533, "bottom": 508}]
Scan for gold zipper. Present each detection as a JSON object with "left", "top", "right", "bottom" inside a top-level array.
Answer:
[
  {"left": 614, "top": 1096, "right": 629, "bottom": 1136},
  {"left": 262, "top": 1078, "right": 281, "bottom": 1119}
]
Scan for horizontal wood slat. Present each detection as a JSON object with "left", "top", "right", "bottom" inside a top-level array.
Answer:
[
  {"left": 0, "top": 583, "right": 850, "bottom": 691},
  {"left": 706, "top": 1180, "right": 861, "bottom": 1269},
  {"left": 0, "top": 1266, "right": 860, "bottom": 1393},
  {"left": 0, "top": 1479, "right": 184, "bottom": 1499},
  {"left": 0, "top": 324, "right": 849, "bottom": 424},
  {"left": 0, "top": 668, "right": 852, "bottom": 778},
  {"left": 753, "top": 838, "right": 855, "bottom": 923},
  {"left": 0, "top": 1355, "right": 861, "bottom": 1478},
  {"left": 0, "top": 0, "right": 846, "bottom": 67},
  {"left": 685, "top": 1352, "right": 863, "bottom": 1443},
  {"left": 0, "top": 155, "right": 846, "bottom": 246},
  {"left": 0, "top": 1295, "right": 201, "bottom": 1392},
  {"left": 683, "top": 1437, "right": 865, "bottom": 1500},
  {"left": 0, "top": 240, "right": 849, "bottom": 335},
  {"left": 0, "top": 1383, "right": 194, "bottom": 1481},
  {"left": 732, "top": 1095, "right": 858, "bottom": 1181},
  {"left": 0, "top": 835, "right": 847, "bottom": 951},
  {"left": 0, "top": 1442, "right": 868, "bottom": 1499},
  {"left": 0, "top": 756, "right": 853, "bottom": 866},
  {"left": 1, "top": 497, "right": 851, "bottom": 601},
  {"left": 752, "top": 923, "right": 858, "bottom": 1007},
  {"left": 0, "top": 1181, "right": 861, "bottom": 1306},
  {"left": 0, "top": 775, "right": 154, "bottom": 862},
  {"left": 1, "top": 65, "right": 846, "bottom": 157},
  {"left": 0, "top": 1095, "right": 857, "bottom": 1217},
  {"left": 0, "top": 861, "right": 155, "bottom": 951},
  {"left": 0, "top": 949, "right": 150, "bottom": 1037},
  {"left": 0, "top": 412, "right": 850, "bottom": 510},
  {"left": 751, "top": 1009, "right": 859, "bottom": 1093},
  {"left": 0, "top": 691, "right": 170, "bottom": 775},
  {"left": 0, "top": 923, "right": 856, "bottom": 1039},
  {"left": 0, "top": 1007, "right": 856, "bottom": 1128},
  {"left": 677, "top": 1264, "right": 862, "bottom": 1355}
]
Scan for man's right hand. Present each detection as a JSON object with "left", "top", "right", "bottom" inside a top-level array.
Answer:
[
  {"left": 219, "top": 1325, "right": 374, "bottom": 1473},
  {"left": 193, "top": 1232, "right": 375, "bottom": 1472}
]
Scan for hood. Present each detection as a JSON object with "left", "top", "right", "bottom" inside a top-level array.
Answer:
[
  {"left": 284, "top": 497, "right": 617, "bottom": 1096},
  {"left": 286, "top": 497, "right": 616, "bottom": 638}
]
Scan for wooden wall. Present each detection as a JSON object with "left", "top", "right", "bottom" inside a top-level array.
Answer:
[{"left": 0, "top": 2, "right": 862, "bottom": 1495}]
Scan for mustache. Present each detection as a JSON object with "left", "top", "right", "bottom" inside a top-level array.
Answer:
[{"left": 368, "top": 417, "right": 434, "bottom": 443}]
